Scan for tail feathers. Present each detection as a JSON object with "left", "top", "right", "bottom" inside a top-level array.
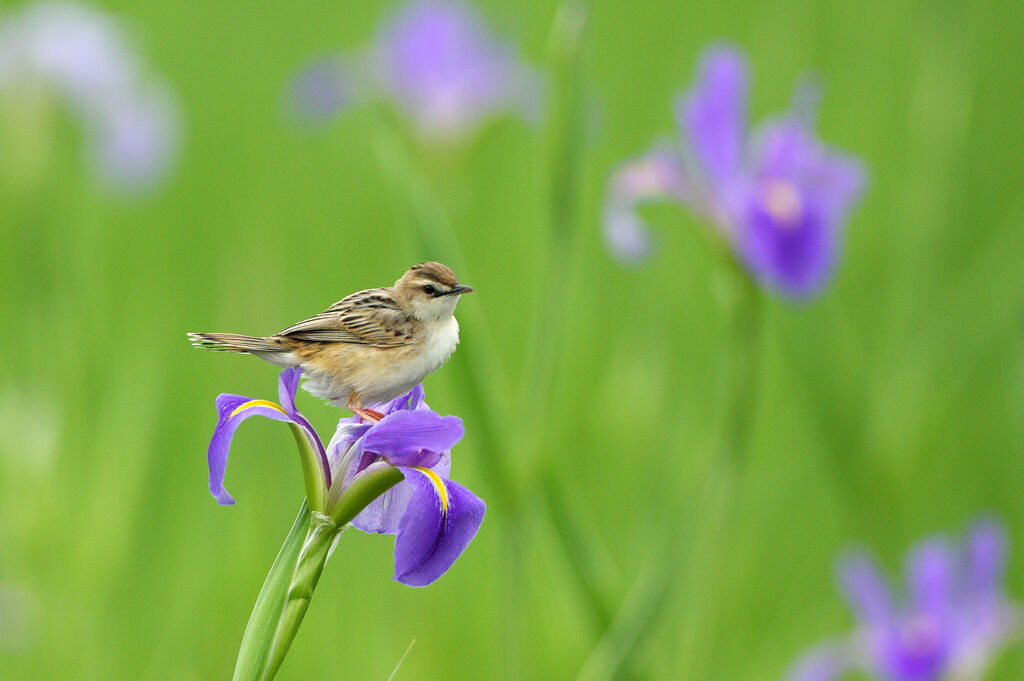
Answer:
[{"left": 188, "top": 332, "right": 283, "bottom": 354}]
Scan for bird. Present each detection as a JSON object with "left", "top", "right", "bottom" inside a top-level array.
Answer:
[{"left": 188, "top": 262, "right": 472, "bottom": 423}]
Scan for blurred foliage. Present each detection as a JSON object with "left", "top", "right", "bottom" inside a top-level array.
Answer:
[{"left": 1, "top": 1, "right": 1023, "bottom": 680}]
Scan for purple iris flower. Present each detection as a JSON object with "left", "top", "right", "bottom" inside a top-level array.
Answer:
[
  {"left": 786, "top": 518, "right": 1020, "bottom": 681},
  {"left": 604, "top": 45, "right": 865, "bottom": 298},
  {"left": 288, "top": 0, "right": 540, "bottom": 142},
  {"left": 207, "top": 367, "right": 485, "bottom": 587},
  {"left": 0, "top": 2, "right": 180, "bottom": 191}
]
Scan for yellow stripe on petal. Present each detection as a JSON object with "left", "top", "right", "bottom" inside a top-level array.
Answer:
[
  {"left": 413, "top": 466, "right": 449, "bottom": 513},
  {"left": 229, "top": 399, "right": 287, "bottom": 419}
]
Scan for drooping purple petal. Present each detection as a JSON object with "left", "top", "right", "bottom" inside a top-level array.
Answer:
[
  {"left": 603, "top": 149, "right": 689, "bottom": 263},
  {"left": 838, "top": 550, "right": 895, "bottom": 628},
  {"left": 882, "top": 616, "right": 950, "bottom": 681},
  {"left": 679, "top": 45, "right": 748, "bottom": 186},
  {"left": 392, "top": 467, "right": 485, "bottom": 586},
  {"left": 733, "top": 115, "right": 866, "bottom": 298},
  {"left": 737, "top": 182, "right": 833, "bottom": 298},
  {"left": 786, "top": 642, "right": 855, "bottom": 681},
  {"left": 361, "top": 409, "right": 464, "bottom": 464},
  {"left": 350, "top": 446, "right": 452, "bottom": 535},
  {"left": 208, "top": 393, "right": 300, "bottom": 505}
]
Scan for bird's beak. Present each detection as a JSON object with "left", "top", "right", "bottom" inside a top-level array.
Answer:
[{"left": 446, "top": 285, "right": 473, "bottom": 295}]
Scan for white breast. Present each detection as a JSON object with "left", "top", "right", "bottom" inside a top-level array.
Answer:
[
  {"left": 354, "top": 315, "right": 460, "bottom": 406},
  {"left": 416, "top": 315, "right": 460, "bottom": 376}
]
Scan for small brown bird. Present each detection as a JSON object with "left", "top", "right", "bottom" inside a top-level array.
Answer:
[{"left": 188, "top": 262, "right": 472, "bottom": 422}]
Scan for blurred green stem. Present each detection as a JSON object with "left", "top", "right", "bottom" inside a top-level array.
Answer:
[
  {"left": 674, "top": 263, "right": 763, "bottom": 679},
  {"left": 517, "top": 1, "right": 587, "bottom": 426}
]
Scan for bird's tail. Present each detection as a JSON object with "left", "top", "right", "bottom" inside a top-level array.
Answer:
[{"left": 187, "top": 332, "right": 283, "bottom": 354}]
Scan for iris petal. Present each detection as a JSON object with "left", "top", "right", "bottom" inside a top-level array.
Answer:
[
  {"left": 352, "top": 477, "right": 416, "bottom": 535},
  {"left": 362, "top": 409, "right": 464, "bottom": 464},
  {"left": 838, "top": 550, "right": 895, "bottom": 627},
  {"left": 905, "top": 539, "right": 957, "bottom": 620},
  {"left": 603, "top": 149, "right": 688, "bottom": 263},
  {"left": 278, "top": 366, "right": 303, "bottom": 415},
  {"left": 208, "top": 394, "right": 296, "bottom": 505},
  {"left": 679, "top": 45, "right": 749, "bottom": 186},
  {"left": 392, "top": 467, "right": 485, "bottom": 587},
  {"left": 968, "top": 518, "right": 1009, "bottom": 602}
]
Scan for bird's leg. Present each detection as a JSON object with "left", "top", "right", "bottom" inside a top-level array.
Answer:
[
  {"left": 361, "top": 407, "right": 386, "bottom": 422},
  {"left": 346, "top": 394, "right": 384, "bottom": 424}
]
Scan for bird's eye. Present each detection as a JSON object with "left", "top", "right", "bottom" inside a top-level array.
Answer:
[{"left": 423, "top": 284, "right": 437, "bottom": 296}]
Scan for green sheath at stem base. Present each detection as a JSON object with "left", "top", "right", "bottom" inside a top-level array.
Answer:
[{"left": 231, "top": 465, "right": 406, "bottom": 681}]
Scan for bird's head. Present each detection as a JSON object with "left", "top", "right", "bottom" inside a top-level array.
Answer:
[{"left": 394, "top": 262, "right": 473, "bottom": 321}]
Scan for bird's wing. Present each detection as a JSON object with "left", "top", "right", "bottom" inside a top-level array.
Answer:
[{"left": 276, "top": 288, "right": 411, "bottom": 348}]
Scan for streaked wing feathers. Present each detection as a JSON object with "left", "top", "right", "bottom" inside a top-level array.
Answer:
[{"left": 276, "top": 288, "right": 410, "bottom": 348}]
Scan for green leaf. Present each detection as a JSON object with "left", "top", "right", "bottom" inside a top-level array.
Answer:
[{"left": 231, "top": 502, "right": 311, "bottom": 681}]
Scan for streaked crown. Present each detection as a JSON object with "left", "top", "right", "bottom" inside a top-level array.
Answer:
[{"left": 395, "top": 262, "right": 472, "bottom": 320}]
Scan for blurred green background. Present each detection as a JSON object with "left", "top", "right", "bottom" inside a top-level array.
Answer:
[{"left": 2, "top": 1, "right": 1023, "bottom": 679}]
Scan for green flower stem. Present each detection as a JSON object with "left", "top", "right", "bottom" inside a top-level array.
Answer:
[
  {"left": 257, "top": 513, "right": 338, "bottom": 681},
  {"left": 231, "top": 502, "right": 311, "bottom": 681},
  {"left": 674, "top": 264, "right": 763, "bottom": 680},
  {"left": 232, "top": 466, "right": 405, "bottom": 681},
  {"left": 518, "top": 1, "right": 588, "bottom": 427},
  {"left": 287, "top": 423, "right": 325, "bottom": 513}
]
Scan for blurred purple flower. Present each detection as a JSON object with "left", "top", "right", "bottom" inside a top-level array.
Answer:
[
  {"left": 0, "top": 2, "right": 180, "bottom": 192},
  {"left": 287, "top": 54, "right": 352, "bottom": 125},
  {"left": 287, "top": 0, "right": 540, "bottom": 142},
  {"left": 604, "top": 45, "right": 865, "bottom": 298},
  {"left": 207, "top": 368, "right": 485, "bottom": 587},
  {"left": 786, "top": 518, "right": 1020, "bottom": 681}
]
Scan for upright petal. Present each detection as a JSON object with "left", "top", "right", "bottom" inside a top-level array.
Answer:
[
  {"left": 276, "top": 367, "right": 330, "bottom": 488},
  {"left": 380, "top": 383, "right": 427, "bottom": 414},
  {"left": 753, "top": 118, "right": 865, "bottom": 232},
  {"left": 277, "top": 366, "right": 303, "bottom": 416},
  {"left": 905, "top": 539, "right": 956, "bottom": 620},
  {"left": 393, "top": 467, "right": 485, "bottom": 586},
  {"left": 966, "top": 517, "right": 1008, "bottom": 603},
  {"left": 678, "top": 45, "right": 749, "bottom": 187},
  {"left": 838, "top": 550, "right": 895, "bottom": 627},
  {"left": 361, "top": 409, "right": 464, "bottom": 464}
]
